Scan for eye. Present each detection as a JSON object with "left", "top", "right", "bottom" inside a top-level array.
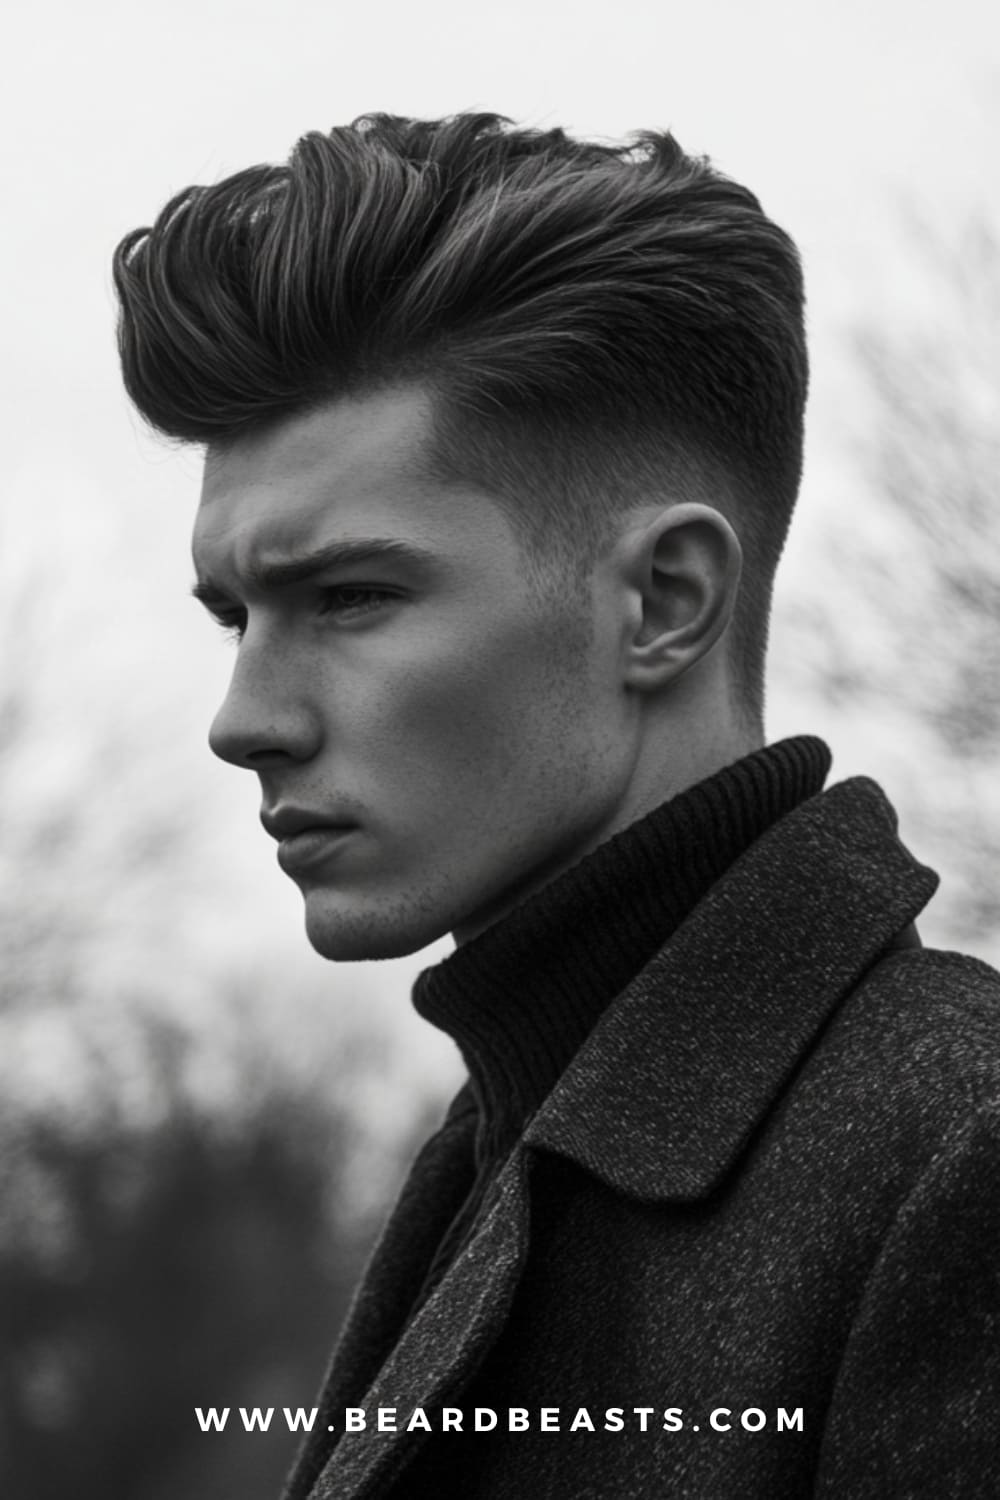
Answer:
[
  {"left": 317, "top": 586, "right": 396, "bottom": 618},
  {"left": 199, "top": 586, "right": 397, "bottom": 645}
]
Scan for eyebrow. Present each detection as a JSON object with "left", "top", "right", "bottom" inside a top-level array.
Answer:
[{"left": 191, "top": 537, "right": 434, "bottom": 604}]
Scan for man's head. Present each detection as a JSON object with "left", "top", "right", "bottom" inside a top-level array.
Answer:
[{"left": 112, "top": 113, "right": 808, "bottom": 958}]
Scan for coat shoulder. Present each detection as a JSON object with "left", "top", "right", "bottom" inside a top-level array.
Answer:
[
  {"left": 851, "top": 945, "right": 1000, "bottom": 1066},
  {"left": 799, "top": 944, "right": 1000, "bottom": 1154}
]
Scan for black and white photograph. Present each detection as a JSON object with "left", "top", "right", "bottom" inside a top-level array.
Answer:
[{"left": 2, "top": 1, "right": 998, "bottom": 1495}]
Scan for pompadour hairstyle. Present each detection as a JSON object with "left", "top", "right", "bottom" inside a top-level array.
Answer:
[{"left": 113, "top": 112, "right": 809, "bottom": 724}]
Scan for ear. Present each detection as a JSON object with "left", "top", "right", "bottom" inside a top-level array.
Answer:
[{"left": 619, "top": 503, "right": 743, "bottom": 692}]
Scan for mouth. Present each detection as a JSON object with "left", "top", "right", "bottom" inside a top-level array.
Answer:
[
  {"left": 260, "top": 806, "right": 361, "bottom": 876},
  {"left": 275, "top": 824, "right": 359, "bottom": 877}
]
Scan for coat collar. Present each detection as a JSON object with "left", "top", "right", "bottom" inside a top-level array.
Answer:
[{"left": 523, "top": 776, "right": 938, "bottom": 1201}]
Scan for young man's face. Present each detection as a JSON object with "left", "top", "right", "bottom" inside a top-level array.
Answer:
[{"left": 192, "top": 387, "right": 637, "bottom": 960}]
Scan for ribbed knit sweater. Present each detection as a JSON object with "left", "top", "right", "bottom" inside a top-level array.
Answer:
[{"left": 408, "top": 736, "right": 831, "bottom": 1309}]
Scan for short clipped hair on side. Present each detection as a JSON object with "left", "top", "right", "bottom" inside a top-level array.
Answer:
[{"left": 113, "top": 112, "right": 809, "bottom": 724}]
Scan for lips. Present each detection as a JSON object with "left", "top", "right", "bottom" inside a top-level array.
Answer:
[
  {"left": 274, "top": 824, "right": 358, "bottom": 877},
  {"left": 260, "top": 806, "right": 360, "bottom": 875},
  {"left": 261, "top": 804, "right": 356, "bottom": 839}
]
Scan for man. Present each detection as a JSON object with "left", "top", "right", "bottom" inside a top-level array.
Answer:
[{"left": 112, "top": 113, "right": 1000, "bottom": 1497}]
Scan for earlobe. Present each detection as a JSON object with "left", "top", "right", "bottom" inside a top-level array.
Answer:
[{"left": 622, "top": 503, "right": 743, "bottom": 692}]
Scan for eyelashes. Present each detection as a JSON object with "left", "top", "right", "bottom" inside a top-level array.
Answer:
[
  {"left": 317, "top": 586, "right": 395, "bottom": 617},
  {"left": 213, "top": 611, "right": 247, "bottom": 642}
]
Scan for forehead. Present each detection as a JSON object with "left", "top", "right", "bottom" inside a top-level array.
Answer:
[{"left": 192, "top": 387, "right": 503, "bottom": 579}]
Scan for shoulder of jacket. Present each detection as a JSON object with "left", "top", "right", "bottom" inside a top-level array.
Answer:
[
  {"left": 815, "top": 943, "right": 1000, "bottom": 1131},
  {"left": 859, "top": 943, "right": 1000, "bottom": 1027}
]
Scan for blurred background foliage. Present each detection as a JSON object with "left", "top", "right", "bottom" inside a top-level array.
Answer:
[
  {"left": 2, "top": 2, "right": 997, "bottom": 1495},
  {"left": 0, "top": 455, "right": 457, "bottom": 1495},
  {"left": 773, "top": 206, "right": 1000, "bottom": 955}
]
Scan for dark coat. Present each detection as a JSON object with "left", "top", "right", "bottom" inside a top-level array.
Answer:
[{"left": 284, "top": 777, "right": 1000, "bottom": 1498}]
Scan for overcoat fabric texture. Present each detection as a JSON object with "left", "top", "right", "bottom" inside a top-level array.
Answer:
[{"left": 283, "top": 776, "right": 1000, "bottom": 1499}]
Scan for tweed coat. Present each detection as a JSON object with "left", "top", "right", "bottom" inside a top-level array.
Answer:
[{"left": 284, "top": 776, "right": 1000, "bottom": 1499}]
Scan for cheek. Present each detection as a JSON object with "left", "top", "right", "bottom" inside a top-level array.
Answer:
[
  {"left": 351, "top": 612, "right": 594, "bottom": 799},
  {"left": 473, "top": 623, "right": 630, "bottom": 827},
  {"left": 407, "top": 640, "right": 544, "bottom": 773}
]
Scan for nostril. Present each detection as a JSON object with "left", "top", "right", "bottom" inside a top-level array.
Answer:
[{"left": 246, "top": 746, "right": 297, "bottom": 766}]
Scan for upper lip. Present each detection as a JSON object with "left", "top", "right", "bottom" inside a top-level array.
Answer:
[{"left": 260, "top": 806, "right": 357, "bottom": 841}]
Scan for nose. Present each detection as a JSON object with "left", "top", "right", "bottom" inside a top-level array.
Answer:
[{"left": 208, "top": 642, "right": 322, "bottom": 770}]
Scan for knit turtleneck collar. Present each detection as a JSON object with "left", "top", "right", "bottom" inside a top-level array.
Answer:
[{"left": 412, "top": 736, "right": 831, "bottom": 1163}]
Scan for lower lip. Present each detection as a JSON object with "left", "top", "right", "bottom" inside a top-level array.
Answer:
[{"left": 277, "top": 827, "right": 358, "bottom": 876}]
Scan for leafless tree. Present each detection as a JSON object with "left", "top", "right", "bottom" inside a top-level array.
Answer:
[{"left": 781, "top": 206, "right": 1000, "bottom": 954}]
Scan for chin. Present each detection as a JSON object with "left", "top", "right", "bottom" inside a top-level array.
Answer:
[{"left": 302, "top": 891, "right": 452, "bottom": 962}]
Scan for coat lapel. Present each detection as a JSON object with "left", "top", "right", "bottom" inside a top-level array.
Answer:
[
  {"left": 283, "top": 1087, "right": 478, "bottom": 1500},
  {"left": 306, "top": 1147, "right": 532, "bottom": 1499}
]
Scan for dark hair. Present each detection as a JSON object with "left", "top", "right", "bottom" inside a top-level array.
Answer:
[{"left": 112, "top": 112, "right": 808, "bottom": 722}]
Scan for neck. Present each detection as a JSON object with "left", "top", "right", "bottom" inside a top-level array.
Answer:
[{"left": 453, "top": 716, "right": 761, "bottom": 946}]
